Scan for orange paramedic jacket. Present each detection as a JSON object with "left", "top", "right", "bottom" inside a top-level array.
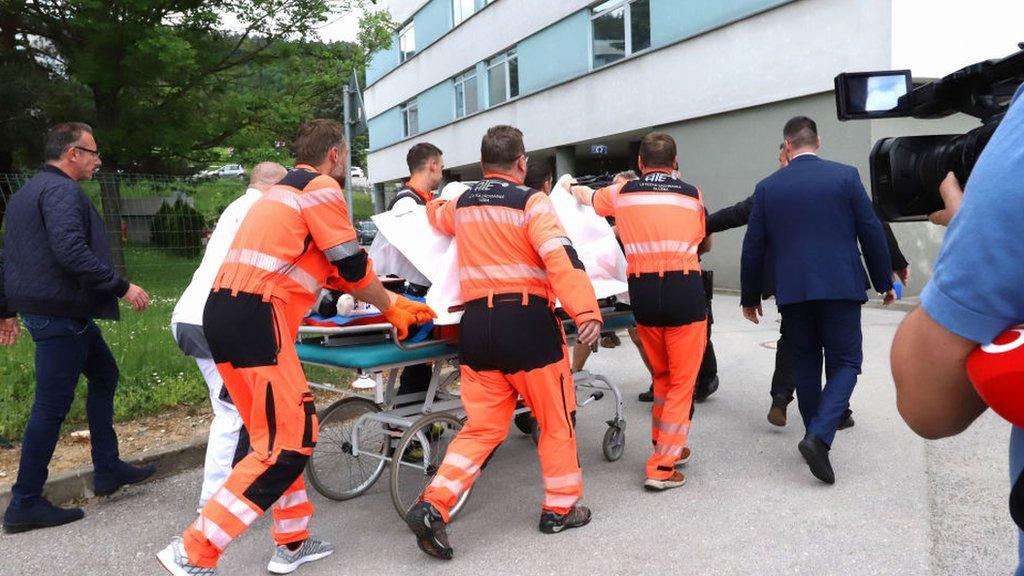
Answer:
[
  {"left": 427, "top": 174, "right": 602, "bottom": 327},
  {"left": 213, "top": 165, "right": 375, "bottom": 331},
  {"left": 587, "top": 170, "right": 706, "bottom": 276}
]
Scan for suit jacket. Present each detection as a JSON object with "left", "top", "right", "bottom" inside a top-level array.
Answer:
[{"left": 740, "top": 154, "right": 893, "bottom": 307}]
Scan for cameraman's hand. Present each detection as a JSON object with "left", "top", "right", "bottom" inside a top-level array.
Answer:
[
  {"left": 0, "top": 317, "right": 20, "bottom": 346},
  {"left": 121, "top": 283, "right": 150, "bottom": 312},
  {"left": 929, "top": 172, "right": 964, "bottom": 227}
]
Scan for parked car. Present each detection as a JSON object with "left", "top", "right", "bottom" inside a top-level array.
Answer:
[
  {"left": 350, "top": 166, "right": 365, "bottom": 179},
  {"left": 356, "top": 220, "right": 377, "bottom": 245},
  {"left": 192, "top": 164, "right": 246, "bottom": 182}
]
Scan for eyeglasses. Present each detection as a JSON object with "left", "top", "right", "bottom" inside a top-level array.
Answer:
[{"left": 73, "top": 146, "right": 101, "bottom": 158}]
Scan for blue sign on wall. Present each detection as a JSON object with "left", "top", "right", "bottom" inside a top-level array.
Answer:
[{"left": 591, "top": 144, "right": 609, "bottom": 156}]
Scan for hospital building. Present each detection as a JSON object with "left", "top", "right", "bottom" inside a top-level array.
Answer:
[{"left": 361, "top": 0, "right": 1019, "bottom": 295}]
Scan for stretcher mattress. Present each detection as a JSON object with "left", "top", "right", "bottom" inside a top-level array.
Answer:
[
  {"left": 295, "top": 312, "right": 635, "bottom": 371},
  {"left": 296, "top": 339, "right": 458, "bottom": 370}
]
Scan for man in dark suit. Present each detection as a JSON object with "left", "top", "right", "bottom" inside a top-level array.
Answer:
[
  {"left": 711, "top": 144, "right": 909, "bottom": 429},
  {"left": 741, "top": 117, "right": 894, "bottom": 484}
]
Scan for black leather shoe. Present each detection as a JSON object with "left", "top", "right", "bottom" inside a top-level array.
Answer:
[
  {"left": 405, "top": 501, "right": 453, "bottom": 560},
  {"left": 767, "top": 396, "right": 789, "bottom": 427},
  {"left": 837, "top": 409, "right": 855, "bottom": 430},
  {"left": 798, "top": 434, "right": 835, "bottom": 485},
  {"left": 638, "top": 385, "right": 654, "bottom": 403},
  {"left": 3, "top": 498, "right": 84, "bottom": 534},
  {"left": 694, "top": 376, "right": 719, "bottom": 403},
  {"left": 93, "top": 461, "right": 156, "bottom": 496}
]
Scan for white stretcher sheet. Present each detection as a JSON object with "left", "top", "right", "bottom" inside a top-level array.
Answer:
[{"left": 372, "top": 180, "right": 628, "bottom": 325}]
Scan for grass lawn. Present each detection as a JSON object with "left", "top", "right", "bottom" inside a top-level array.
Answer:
[{"left": 0, "top": 185, "right": 371, "bottom": 440}]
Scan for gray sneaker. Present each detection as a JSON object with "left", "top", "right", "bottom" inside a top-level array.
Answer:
[
  {"left": 267, "top": 538, "right": 335, "bottom": 574},
  {"left": 157, "top": 537, "right": 217, "bottom": 576}
]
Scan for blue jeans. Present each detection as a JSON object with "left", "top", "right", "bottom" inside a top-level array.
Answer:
[
  {"left": 779, "top": 300, "right": 862, "bottom": 447},
  {"left": 9, "top": 315, "right": 121, "bottom": 508}
]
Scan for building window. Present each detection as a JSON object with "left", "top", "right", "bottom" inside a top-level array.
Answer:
[
  {"left": 454, "top": 68, "right": 479, "bottom": 118},
  {"left": 487, "top": 48, "right": 519, "bottom": 107},
  {"left": 399, "top": 22, "right": 416, "bottom": 62},
  {"left": 590, "top": 0, "right": 650, "bottom": 69},
  {"left": 401, "top": 98, "right": 419, "bottom": 137},
  {"left": 453, "top": 0, "right": 475, "bottom": 25}
]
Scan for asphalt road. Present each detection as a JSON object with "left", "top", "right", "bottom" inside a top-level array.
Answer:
[{"left": 1, "top": 295, "right": 1016, "bottom": 576}]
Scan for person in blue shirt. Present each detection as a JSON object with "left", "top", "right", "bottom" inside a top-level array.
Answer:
[{"left": 891, "top": 82, "right": 1024, "bottom": 575}]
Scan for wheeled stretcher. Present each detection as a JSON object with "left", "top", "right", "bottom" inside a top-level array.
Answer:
[{"left": 296, "top": 308, "right": 634, "bottom": 519}]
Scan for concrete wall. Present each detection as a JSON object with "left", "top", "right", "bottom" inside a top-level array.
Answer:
[
  {"left": 664, "top": 92, "right": 873, "bottom": 292},
  {"left": 368, "top": 0, "right": 894, "bottom": 182},
  {"left": 650, "top": 0, "right": 792, "bottom": 46}
]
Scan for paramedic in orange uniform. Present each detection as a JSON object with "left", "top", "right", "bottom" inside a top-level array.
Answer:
[
  {"left": 157, "top": 119, "right": 435, "bottom": 576},
  {"left": 568, "top": 132, "right": 711, "bottom": 492},
  {"left": 404, "top": 126, "right": 603, "bottom": 560}
]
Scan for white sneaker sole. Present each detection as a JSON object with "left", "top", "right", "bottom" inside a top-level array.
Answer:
[
  {"left": 156, "top": 545, "right": 189, "bottom": 576},
  {"left": 644, "top": 476, "right": 686, "bottom": 491},
  {"left": 267, "top": 549, "right": 334, "bottom": 574}
]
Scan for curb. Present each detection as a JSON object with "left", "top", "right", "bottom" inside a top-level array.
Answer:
[{"left": 0, "top": 436, "right": 207, "bottom": 511}]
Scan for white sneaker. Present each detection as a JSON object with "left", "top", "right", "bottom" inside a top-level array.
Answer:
[
  {"left": 157, "top": 537, "right": 218, "bottom": 575},
  {"left": 267, "top": 538, "right": 335, "bottom": 574}
]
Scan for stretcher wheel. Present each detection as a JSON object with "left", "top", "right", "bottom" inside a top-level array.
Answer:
[
  {"left": 602, "top": 425, "right": 625, "bottom": 462},
  {"left": 390, "top": 411, "right": 473, "bottom": 520},
  {"left": 306, "top": 396, "right": 389, "bottom": 501}
]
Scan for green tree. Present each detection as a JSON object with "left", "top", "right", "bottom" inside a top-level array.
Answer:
[{"left": 1, "top": 0, "right": 393, "bottom": 272}]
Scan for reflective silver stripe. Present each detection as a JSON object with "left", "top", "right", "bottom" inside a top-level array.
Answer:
[
  {"left": 429, "top": 474, "right": 465, "bottom": 495},
  {"left": 224, "top": 248, "right": 321, "bottom": 295},
  {"left": 455, "top": 205, "right": 526, "bottom": 228},
  {"left": 460, "top": 263, "right": 547, "bottom": 281},
  {"left": 538, "top": 236, "right": 572, "bottom": 257},
  {"left": 442, "top": 452, "right": 481, "bottom": 476},
  {"left": 296, "top": 187, "right": 346, "bottom": 210},
  {"left": 653, "top": 418, "right": 690, "bottom": 436},
  {"left": 543, "top": 493, "right": 579, "bottom": 508},
  {"left": 615, "top": 193, "right": 702, "bottom": 211},
  {"left": 274, "top": 516, "right": 310, "bottom": 534},
  {"left": 193, "top": 516, "right": 233, "bottom": 550},
  {"left": 543, "top": 471, "right": 583, "bottom": 490},
  {"left": 274, "top": 490, "right": 309, "bottom": 510},
  {"left": 212, "top": 488, "right": 259, "bottom": 525},
  {"left": 324, "top": 240, "right": 361, "bottom": 262},
  {"left": 654, "top": 443, "right": 684, "bottom": 457},
  {"left": 263, "top": 187, "right": 301, "bottom": 212},
  {"left": 623, "top": 240, "right": 698, "bottom": 256}
]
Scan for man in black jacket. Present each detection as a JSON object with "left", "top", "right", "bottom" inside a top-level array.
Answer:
[
  {"left": 707, "top": 145, "right": 909, "bottom": 428},
  {"left": 0, "top": 123, "right": 154, "bottom": 534}
]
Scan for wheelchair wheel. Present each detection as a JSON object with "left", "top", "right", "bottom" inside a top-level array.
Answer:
[
  {"left": 602, "top": 424, "right": 625, "bottom": 462},
  {"left": 307, "top": 396, "right": 390, "bottom": 501},
  {"left": 390, "top": 411, "right": 472, "bottom": 520}
]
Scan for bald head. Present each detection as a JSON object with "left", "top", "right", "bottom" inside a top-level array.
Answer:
[{"left": 249, "top": 162, "right": 287, "bottom": 191}]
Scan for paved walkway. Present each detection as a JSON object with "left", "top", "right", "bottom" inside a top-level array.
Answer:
[{"left": 0, "top": 295, "right": 1016, "bottom": 575}]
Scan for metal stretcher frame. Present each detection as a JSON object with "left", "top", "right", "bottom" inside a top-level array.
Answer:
[{"left": 296, "top": 308, "right": 634, "bottom": 518}]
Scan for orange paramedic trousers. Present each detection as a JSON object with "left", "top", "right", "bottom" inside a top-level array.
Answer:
[
  {"left": 183, "top": 295, "right": 317, "bottom": 568},
  {"left": 421, "top": 352, "right": 582, "bottom": 522},
  {"left": 637, "top": 320, "right": 707, "bottom": 480}
]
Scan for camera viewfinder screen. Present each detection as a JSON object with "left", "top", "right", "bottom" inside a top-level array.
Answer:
[{"left": 847, "top": 74, "right": 909, "bottom": 114}]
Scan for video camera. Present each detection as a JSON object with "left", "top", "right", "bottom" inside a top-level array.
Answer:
[{"left": 834, "top": 45, "right": 1024, "bottom": 221}]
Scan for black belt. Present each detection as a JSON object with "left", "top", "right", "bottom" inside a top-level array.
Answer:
[{"left": 464, "top": 293, "right": 550, "bottom": 309}]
